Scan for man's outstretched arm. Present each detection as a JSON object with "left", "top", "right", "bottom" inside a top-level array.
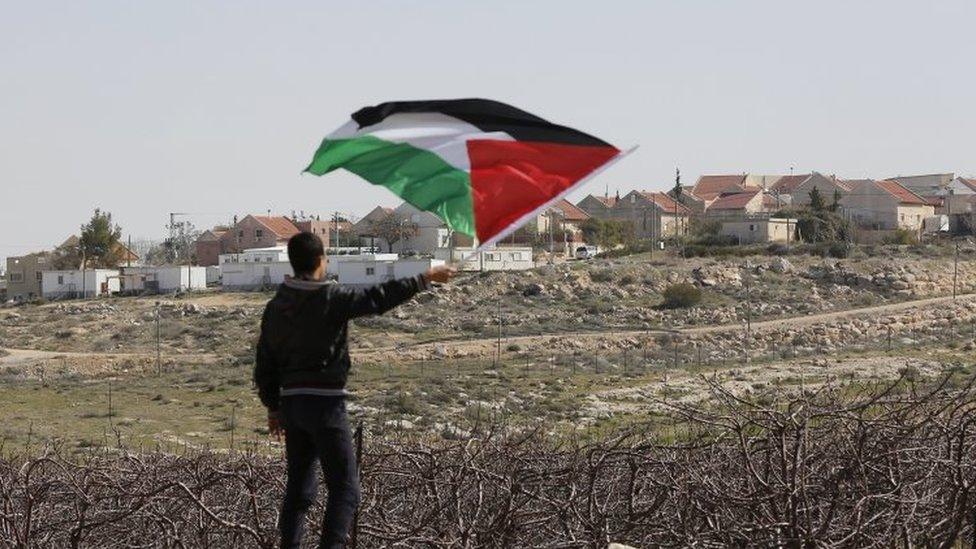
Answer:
[{"left": 330, "top": 266, "right": 456, "bottom": 320}]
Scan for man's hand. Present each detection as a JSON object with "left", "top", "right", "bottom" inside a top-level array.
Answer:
[
  {"left": 425, "top": 265, "right": 457, "bottom": 285},
  {"left": 268, "top": 411, "right": 284, "bottom": 441}
]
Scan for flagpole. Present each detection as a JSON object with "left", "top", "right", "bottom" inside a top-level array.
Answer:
[{"left": 458, "top": 145, "right": 638, "bottom": 264}]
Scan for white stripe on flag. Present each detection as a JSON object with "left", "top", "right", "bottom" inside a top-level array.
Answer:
[{"left": 327, "top": 112, "right": 514, "bottom": 172}]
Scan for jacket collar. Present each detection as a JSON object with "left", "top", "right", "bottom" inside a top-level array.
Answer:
[{"left": 283, "top": 276, "right": 332, "bottom": 291}]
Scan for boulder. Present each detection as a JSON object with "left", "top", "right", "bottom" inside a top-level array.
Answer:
[{"left": 770, "top": 257, "right": 794, "bottom": 274}]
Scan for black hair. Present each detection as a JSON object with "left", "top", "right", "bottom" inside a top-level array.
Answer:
[{"left": 287, "top": 232, "right": 324, "bottom": 276}]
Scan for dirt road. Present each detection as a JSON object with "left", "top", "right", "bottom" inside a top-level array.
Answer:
[
  {"left": 355, "top": 293, "right": 976, "bottom": 357},
  {"left": 4, "top": 293, "right": 973, "bottom": 366}
]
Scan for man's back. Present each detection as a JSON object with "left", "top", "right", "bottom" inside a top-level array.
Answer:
[{"left": 254, "top": 275, "right": 430, "bottom": 410}]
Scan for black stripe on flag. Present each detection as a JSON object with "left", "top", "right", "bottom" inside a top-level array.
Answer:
[{"left": 351, "top": 98, "right": 613, "bottom": 147}]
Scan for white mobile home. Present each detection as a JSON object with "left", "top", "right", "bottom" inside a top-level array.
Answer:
[
  {"left": 219, "top": 246, "right": 289, "bottom": 265},
  {"left": 336, "top": 256, "right": 444, "bottom": 286},
  {"left": 41, "top": 269, "right": 120, "bottom": 299},
  {"left": 220, "top": 261, "right": 293, "bottom": 290},
  {"left": 219, "top": 247, "right": 294, "bottom": 290},
  {"left": 325, "top": 253, "right": 398, "bottom": 276},
  {"left": 435, "top": 247, "right": 535, "bottom": 272},
  {"left": 122, "top": 266, "right": 207, "bottom": 293}
]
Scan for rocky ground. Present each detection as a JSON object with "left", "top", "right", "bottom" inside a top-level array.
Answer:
[{"left": 1, "top": 251, "right": 975, "bottom": 448}]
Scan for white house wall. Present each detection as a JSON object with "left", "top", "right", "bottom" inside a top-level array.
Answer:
[
  {"left": 41, "top": 270, "right": 120, "bottom": 299},
  {"left": 221, "top": 262, "right": 293, "bottom": 290}
]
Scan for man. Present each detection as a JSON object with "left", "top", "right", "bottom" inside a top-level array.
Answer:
[{"left": 254, "top": 231, "right": 454, "bottom": 548}]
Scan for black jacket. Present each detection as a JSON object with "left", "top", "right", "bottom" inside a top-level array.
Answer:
[{"left": 254, "top": 274, "right": 430, "bottom": 411}]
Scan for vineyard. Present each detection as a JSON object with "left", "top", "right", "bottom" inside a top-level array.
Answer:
[{"left": 2, "top": 374, "right": 974, "bottom": 548}]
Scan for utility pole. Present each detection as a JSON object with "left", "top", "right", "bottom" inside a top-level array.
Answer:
[
  {"left": 333, "top": 211, "right": 341, "bottom": 255},
  {"left": 644, "top": 208, "right": 652, "bottom": 259},
  {"left": 674, "top": 167, "right": 683, "bottom": 257}
]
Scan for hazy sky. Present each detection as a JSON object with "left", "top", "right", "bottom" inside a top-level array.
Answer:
[{"left": 2, "top": 0, "right": 974, "bottom": 263}]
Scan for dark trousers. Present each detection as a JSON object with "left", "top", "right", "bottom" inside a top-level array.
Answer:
[{"left": 279, "top": 395, "right": 360, "bottom": 549}]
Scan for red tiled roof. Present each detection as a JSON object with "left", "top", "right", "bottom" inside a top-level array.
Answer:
[
  {"left": 771, "top": 174, "right": 811, "bottom": 193},
  {"left": 692, "top": 175, "right": 747, "bottom": 201},
  {"left": 925, "top": 196, "right": 944, "bottom": 207},
  {"left": 708, "top": 189, "right": 761, "bottom": 210},
  {"left": 253, "top": 216, "right": 300, "bottom": 238},
  {"left": 550, "top": 199, "right": 590, "bottom": 221},
  {"left": 875, "top": 180, "right": 928, "bottom": 205},
  {"left": 639, "top": 191, "right": 692, "bottom": 215}
]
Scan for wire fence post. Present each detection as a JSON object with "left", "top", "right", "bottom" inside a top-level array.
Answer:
[
  {"left": 107, "top": 381, "right": 113, "bottom": 429},
  {"left": 229, "top": 405, "right": 236, "bottom": 452},
  {"left": 953, "top": 242, "right": 959, "bottom": 299},
  {"left": 350, "top": 422, "right": 364, "bottom": 549},
  {"left": 155, "top": 301, "right": 161, "bottom": 375}
]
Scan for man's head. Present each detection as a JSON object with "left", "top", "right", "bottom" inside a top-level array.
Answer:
[{"left": 288, "top": 232, "right": 326, "bottom": 280}]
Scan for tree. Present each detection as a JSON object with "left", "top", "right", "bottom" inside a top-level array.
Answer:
[
  {"left": 795, "top": 209, "right": 852, "bottom": 244},
  {"left": 830, "top": 189, "right": 842, "bottom": 212},
  {"left": 79, "top": 209, "right": 124, "bottom": 268},
  {"left": 162, "top": 219, "right": 199, "bottom": 265},
  {"left": 370, "top": 212, "right": 419, "bottom": 253},
  {"left": 808, "top": 187, "right": 826, "bottom": 212},
  {"left": 143, "top": 243, "right": 172, "bottom": 266},
  {"left": 581, "top": 218, "right": 634, "bottom": 249},
  {"left": 672, "top": 168, "right": 684, "bottom": 205}
]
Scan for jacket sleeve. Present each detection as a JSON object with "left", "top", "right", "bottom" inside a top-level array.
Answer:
[
  {"left": 253, "top": 310, "right": 281, "bottom": 412},
  {"left": 329, "top": 274, "right": 431, "bottom": 321}
]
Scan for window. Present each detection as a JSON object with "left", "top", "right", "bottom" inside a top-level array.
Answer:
[
  {"left": 239, "top": 230, "right": 245, "bottom": 238},
  {"left": 900, "top": 214, "right": 905, "bottom": 222},
  {"left": 36, "top": 271, "right": 42, "bottom": 281},
  {"left": 749, "top": 224, "right": 756, "bottom": 232},
  {"left": 255, "top": 229, "right": 264, "bottom": 239},
  {"left": 366, "top": 267, "right": 375, "bottom": 276},
  {"left": 511, "top": 253, "right": 523, "bottom": 261},
  {"left": 57, "top": 275, "right": 64, "bottom": 284},
  {"left": 9, "top": 273, "right": 23, "bottom": 282}
]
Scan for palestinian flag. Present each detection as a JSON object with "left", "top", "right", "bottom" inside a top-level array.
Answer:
[{"left": 304, "top": 99, "right": 626, "bottom": 247}]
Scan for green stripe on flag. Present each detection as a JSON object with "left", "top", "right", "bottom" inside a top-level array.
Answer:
[{"left": 305, "top": 136, "right": 475, "bottom": 237}]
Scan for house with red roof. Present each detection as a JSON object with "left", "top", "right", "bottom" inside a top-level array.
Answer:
[
  {"left": 613, "top": 190, "right": 692, "bottom": 240},
  {"left": 517, "top": 198, "right": 592, "bottom": 254},
  {"left": 787, "top": 173, "right": 852, "bottom": 209},
  {"left": 666, "top": 186, "right": 707, "bottom": 213},
  {"left": 705, "top": 189, "right": 771, "bottom": 216},
  {"left": 843, "top": 180, "right": 934, "bottom": 230},
  {"left": 576, "top": 193, "right": 619, "bottom": 219},
  {"left": 195, "top": 214, "right": 310, "bottom": 266},
  {"left": 691, "top": 175, "right": 749, "bottom": 204}
]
